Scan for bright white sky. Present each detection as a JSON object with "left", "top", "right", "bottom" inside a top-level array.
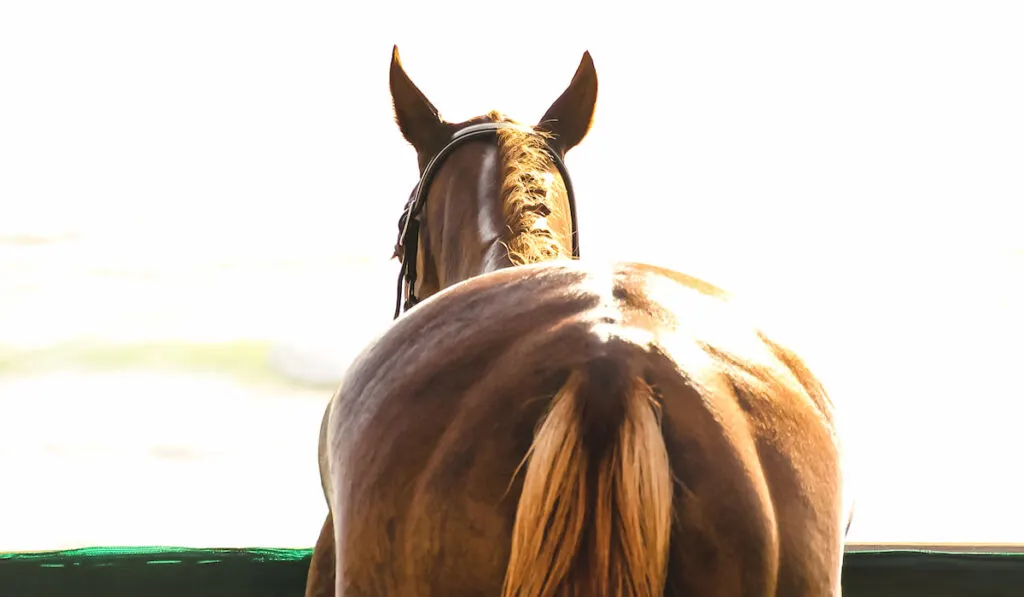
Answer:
[
  {"left": 3, "top": 1, "right": 1021, "bottom": 263},
  {"left": 2, "top": 1, "right": 1024, "bottom": 548}
]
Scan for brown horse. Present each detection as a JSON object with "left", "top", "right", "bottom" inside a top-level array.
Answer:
[{"left": 305, "top": 46, "right": 852, "bottom": 597}]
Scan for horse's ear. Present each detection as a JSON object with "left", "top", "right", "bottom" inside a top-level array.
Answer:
[
  {"left": 537, "top": 51, "right": 598, "bottom": 155},
  {"left": 390, "top": 45, "right": 446, "bottom": 155}
]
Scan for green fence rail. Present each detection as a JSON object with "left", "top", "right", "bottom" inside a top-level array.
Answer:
[{"left": 2, "top": 546, "right": 1024, "bottom": 597}]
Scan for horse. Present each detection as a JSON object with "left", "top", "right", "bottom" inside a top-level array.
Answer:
[{"left": 304, "top": 46, "right": 852, "bottom": 597}]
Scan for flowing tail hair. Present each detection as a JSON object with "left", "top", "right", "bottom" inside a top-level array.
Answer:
[{"left": 502, "top": 357, "right": 673, "bottom": 597}]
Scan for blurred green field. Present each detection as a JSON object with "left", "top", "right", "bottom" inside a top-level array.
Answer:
[{"left": 0, "top": 339, "right": 274, "bottom": 380}]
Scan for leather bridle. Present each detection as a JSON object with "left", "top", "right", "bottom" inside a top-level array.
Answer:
[{"left": 392, "top": 122, "right": 580, "bottom": 319}]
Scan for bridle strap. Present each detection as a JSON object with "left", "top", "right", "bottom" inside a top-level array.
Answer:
[{"left": 393, "top": 122, "right": 580, "bottom": 320}]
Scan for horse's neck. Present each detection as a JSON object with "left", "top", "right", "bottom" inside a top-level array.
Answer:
[
  {"left": 424, "top": 144, "right": 571, "bottom": 292},
  {"left": 431, "top": 216, "right": 515, "bottom": 290}
]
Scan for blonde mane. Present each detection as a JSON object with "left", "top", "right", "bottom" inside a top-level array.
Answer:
[{"left": 489, "top": 111, "right": 574, "bottom": 266}]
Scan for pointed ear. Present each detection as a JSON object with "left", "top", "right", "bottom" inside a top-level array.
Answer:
[
  {"left": 537, "top": 51, "right": 598, "bottom": 155},
  {"left": 390, "top": 45, "right": 447, "bottom": 155}
]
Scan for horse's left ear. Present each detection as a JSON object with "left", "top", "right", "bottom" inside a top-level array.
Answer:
[
  {"left": 537, "top": 51, "right": 598, "bottom": 155},
  {"left": 390, "top": 45, "right": 447, "bottom": 157}
]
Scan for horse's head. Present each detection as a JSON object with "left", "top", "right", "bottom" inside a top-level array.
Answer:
[{"left": 388, "top": 45, "right": 598, "bottom": 318}]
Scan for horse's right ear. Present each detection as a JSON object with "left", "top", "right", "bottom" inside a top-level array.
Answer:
[
  {"left": 390, "top": 46, "right": 446, "bottom": 156},
  {"left": 536, "top": 51, "right": 598, "bottom": 156}
]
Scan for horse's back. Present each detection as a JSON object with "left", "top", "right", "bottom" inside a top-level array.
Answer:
[{"left": 325, "top": 260, "right": 844, "bottom": 596}]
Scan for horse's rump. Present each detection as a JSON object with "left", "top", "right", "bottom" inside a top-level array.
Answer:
[{"left": 325, "top": 260, "right": 845, "bottom": 596}]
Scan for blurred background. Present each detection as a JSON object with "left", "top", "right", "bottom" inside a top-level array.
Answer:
[{"left": 1, "top": 1, "right": 1021, "bottom": 551}]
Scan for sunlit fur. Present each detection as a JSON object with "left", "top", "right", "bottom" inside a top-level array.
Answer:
[{"left": 488, "top": 111, "right": 574, "bottom": 266}]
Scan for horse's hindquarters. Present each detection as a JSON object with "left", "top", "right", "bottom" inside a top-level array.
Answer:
[{"left": 323, "top": 261, "right": 846, "bottom": 597}]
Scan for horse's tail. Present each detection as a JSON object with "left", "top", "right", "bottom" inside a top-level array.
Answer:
[{"left": 501, "top": 356, "right": 673, "bottom": 597}]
